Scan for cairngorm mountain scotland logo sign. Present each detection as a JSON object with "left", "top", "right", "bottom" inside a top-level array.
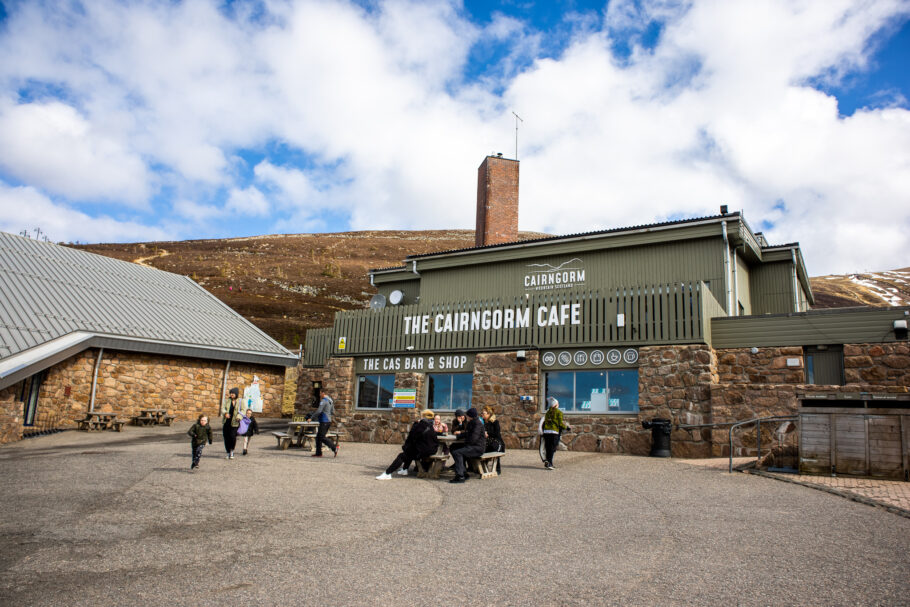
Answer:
[{"left": 524, "top": 258, "right": 586, "bottom": 291}]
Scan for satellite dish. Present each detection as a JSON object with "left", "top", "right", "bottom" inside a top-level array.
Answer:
[
  {"left": 369, "top": 294, "right": 386, "bottom": 310},
  {"left": 389, "top": 290, "right": 403, "bottom": 305}
]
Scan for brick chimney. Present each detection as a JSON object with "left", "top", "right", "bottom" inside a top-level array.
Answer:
[{"left": 475, "top": 154, "right": 519, "bottom": 247}]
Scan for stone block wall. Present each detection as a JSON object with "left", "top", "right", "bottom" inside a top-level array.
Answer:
[
  {"left": 844, "top": 343, "right": 910, "bottom": 386},
  {"left": 36, "top": 349, "right": 286, "bottom": 427},
  {"left": 716, "top": 347, "right": 805, "bottom": 384},
  {"left": 637, "top": 345, "right": 715, "bottom": 457},
  {"left": 0, "top": 384, "right": 23, "bottom": 444},
  {"left": 471, "top": 351, "right": 539, "bottom": 449}
]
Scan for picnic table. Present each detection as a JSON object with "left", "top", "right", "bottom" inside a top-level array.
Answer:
[
  {"left": 418, "top": 434, "right": 458, "bottom": 479},
  {"left": 132, "top": 408, "right": 175, "bottom": 427},
  {"left": 417, "top": 433, "right": 505, "bottom": 480},
  {"left": 77, "top": 411, "right": 124, "bottom": 432},
  {"left": 271, "top": 420, "right": 319, "bottom": 450}
]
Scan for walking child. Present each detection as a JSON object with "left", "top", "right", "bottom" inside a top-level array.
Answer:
[{"left": 187, "top": 415, "right": 213, "bottom": 470}]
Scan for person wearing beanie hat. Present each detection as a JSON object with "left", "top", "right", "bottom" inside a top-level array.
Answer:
[
  {"left": 376, "top": 410, "right": 439, "bottom": 480},
  {"left": 539, "top": 397, "right": 570, "bottom": 470},
  {"left": 219, "top": 387, "right": 242, "bottom": 459},
  {"left": 449, "top": 405, "right": 485, "bottom": 483}
]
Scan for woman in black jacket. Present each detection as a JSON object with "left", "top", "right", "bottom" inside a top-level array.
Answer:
[{"left": 481, "top": 405, "right": 505, "bottom": 474}]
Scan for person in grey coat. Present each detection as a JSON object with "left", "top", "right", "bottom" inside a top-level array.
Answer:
[{"left": 307, "top": 390, "right": 339, "bottom": 457}]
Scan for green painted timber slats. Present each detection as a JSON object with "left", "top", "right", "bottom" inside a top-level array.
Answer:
[
  {"left": 302, "top": 327, "right": 334, "bottom": 367},
  {"left": 302, "top": 281, "right": 727, "bottom": 366}
]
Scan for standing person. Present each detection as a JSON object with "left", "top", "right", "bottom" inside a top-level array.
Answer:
[
  {"left": 376, "top": 410, "right": 439, "bottom": 479},
  {"left": 237, "top": 407, "right": 259, "bottom": 456},
  {"left": 221, "top": 387, "right": 242, "bottom": 459},
  {"left": 449, "top": 407, "right": 485, "bottom": 484},
  {"left": 481, "top": 405, "right": 505, "bottom": 475},
  {"left": 540, "top": 397, "right": 570, "bottom": 470},
  {"left": 187, "top": 415, "right": 213, "bottom": 470},
  {"left": 308, "top": 389, "right": 339, "bottom": 458}
]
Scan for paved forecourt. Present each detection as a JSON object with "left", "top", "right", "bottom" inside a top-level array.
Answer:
[{"left": 0, "top": 422, "right": 907, "bottom": 607}]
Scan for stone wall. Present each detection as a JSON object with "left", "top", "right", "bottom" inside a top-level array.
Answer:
[
  {"left": 844, "top": 343, "right": 910, "bottom": 386},
  {"left": 716, "top": 347, "right": 804, "bottom": 384},
  {"left": 36, "top": 349, "right": 286, "bottom": 426},
  {"left": 0, "top": 384, "right": 23, "bottom": 444},
  {"left": 471, "top": 351, "right": 539, "bottom": 449},
  {"left": 295, "top": 339, "right": 910, "bottom": 458},
  {"left": 636, "top": 345, "right": 716, "bottom": 457}
]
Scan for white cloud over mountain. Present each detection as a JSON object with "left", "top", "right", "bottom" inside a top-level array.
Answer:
[{"left": 0, "top": 0, "right": 907, "bottom": 275}]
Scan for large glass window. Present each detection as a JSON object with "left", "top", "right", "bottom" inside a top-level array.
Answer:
[
  {"left": 357, "top": 374, "right": 395, "bottom": 409},
  {"left": 544, "top": 370, "right": 639, "bottom": 414},
  {"left": 427, "top": 373, "right": 473, "bottom": 411}
]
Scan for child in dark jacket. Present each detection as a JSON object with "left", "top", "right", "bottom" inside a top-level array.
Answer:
[{"left": 187, "top": 415, "right": 213, "bottom": 470}]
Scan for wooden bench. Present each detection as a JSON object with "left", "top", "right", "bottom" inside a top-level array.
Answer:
[
  {"left": 417, "top": 454, "right": 449, "bottom": 479},
  {"left": 467, "top": 452, "right": 505, "bottom": 479},
  {"left": 271, "top": 431, "right": 292, "bottom": 450},
  {"left": 161, "top": 415, "right": 176, "bottom": 426},
  {"left": 131, "top": 415, "right": 153, "bottom": 426},
  {"left": 110, "top": 418, "right": 126, "bottom": 432}
]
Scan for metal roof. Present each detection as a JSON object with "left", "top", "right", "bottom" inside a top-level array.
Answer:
[
  {"left": 400, "top": 212, "right": 744, "bottom": 262},
  {"left": 0, "top": 232, "right": 298, "bottom": 384}
]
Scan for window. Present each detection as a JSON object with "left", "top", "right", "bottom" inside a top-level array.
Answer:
[
  {"left": 19, "top": 370, "right": 47, "bottom": 427},
  {"left": 805, "top": 346, "right": 844, "bottom": 386},
  {"left": 427, "top": 373, "right": 473, "bottom": 411},
  {"left": 544, "top": 370, "right": 639, "bottom": 414},
  {"left": 357, "top": 374, "right": 395, "bottom": 409}
]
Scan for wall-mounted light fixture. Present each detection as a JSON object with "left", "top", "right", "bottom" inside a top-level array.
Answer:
[
  {"left": 894, "top": 319, "right": 908, "bottom": 340},
  {"left": 405, "top": 345, "right": 414, "bottom": 351},
  {"left": 516, "top": 350, "right": 527, "bottom": 361}
]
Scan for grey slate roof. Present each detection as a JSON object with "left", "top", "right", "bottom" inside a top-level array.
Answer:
[{"left": 0, "top": 232, "right": 297, "bottom": 385}]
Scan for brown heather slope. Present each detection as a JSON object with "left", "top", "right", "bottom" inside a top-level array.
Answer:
[
  {"left": 74, "top": 231, "right": 546, "bottom": 349},
  {"left": 73, "top": 235, "right": 909, "bottom": 349}
]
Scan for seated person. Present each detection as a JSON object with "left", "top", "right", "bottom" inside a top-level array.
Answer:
[
  {"left": 449, "top": 407, "right": 485, "bottom": 484},
  {"left": 482, "top": 405, "right": 505, "bottom": 474},
  {"left": 376, "top": 409, "right": 439, "bottom": 480},
  {"left": 446, "top": 409, "right": 468, "bottom": 464},
  {"left": 434, "top": 414, "right": 450, "bottom": 453}
]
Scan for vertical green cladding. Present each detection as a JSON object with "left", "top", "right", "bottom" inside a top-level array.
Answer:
[
  {"left": 302, "top": 327, "right": 334, "bottom": 367},
  {"left": 750, "top": 262, "right": 796, "bottom": 314},
  {"left": 418, "top": 237, "right": 727, "bottom": 304},
  {"left": 317, "top": 281, "right": 723, "bottom": 362}
]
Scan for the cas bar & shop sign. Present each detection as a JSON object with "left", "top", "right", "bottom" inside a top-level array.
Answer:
[{"left": 356, "top": 353, "right": 475, "bottom": 374}]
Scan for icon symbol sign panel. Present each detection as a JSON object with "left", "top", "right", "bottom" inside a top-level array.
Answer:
[
  {"left": 557, "top": 352, "right": 572, "bottom": 366},
  {"left": 623, "top": 349, "right": 639, "bottom": 364},
  {"left": 606, "top": 349, "right": 622, "bottom": 364},
  {"left": 542, "top": 352, "right": 556, "bottom": 366},
  {"left": 573, "top": 351, "right": 588, "bottom": 365},
  {"left": 590, "top": 350, "right": 604, "bottom": 365}
]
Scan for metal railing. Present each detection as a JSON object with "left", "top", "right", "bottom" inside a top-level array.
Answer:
[{"left": 675, "top": 415, "right": 799, "bottom": 473}]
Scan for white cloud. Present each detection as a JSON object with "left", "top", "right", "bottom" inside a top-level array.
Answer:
[
  {"left": 226, "top": 186, "right": 270, "bottom": 216},
  {"left": 0, "top": 0, "right": 907, "bottom": 275},
  {"left": 0, "top": 182, "right": 168, "bottom": 243},
  {"left": 0, "top": 99, "right": 150, "bottom": 204}
]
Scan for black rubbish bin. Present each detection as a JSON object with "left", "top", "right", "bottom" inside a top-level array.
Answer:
[{"left": 641, "top": 418, "right": 672, "bottom": 457}]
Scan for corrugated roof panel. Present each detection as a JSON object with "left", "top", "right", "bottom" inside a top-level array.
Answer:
[{"left": 0, "top": 232, "right": 295, "bottom": 363}]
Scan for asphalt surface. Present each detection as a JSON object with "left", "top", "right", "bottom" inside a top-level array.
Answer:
[{"left": 1, "top": 421, "right": 908, "bottom": 607}]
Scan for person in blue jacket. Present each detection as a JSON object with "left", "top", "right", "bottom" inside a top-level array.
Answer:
[{"left": 307, "top": 389, "right": 339, "bottom": 457}]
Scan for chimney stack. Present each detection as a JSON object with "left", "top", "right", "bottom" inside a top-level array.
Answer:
[{"left": 475, "top": 154, "right": 519, "bottom": 247}]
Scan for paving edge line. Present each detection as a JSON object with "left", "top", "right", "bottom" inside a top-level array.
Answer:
[{"left": 743, "top": 468, "right": 910, "bottom": 520}]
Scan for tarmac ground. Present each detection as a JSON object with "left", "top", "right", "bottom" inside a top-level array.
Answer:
[{"left": 1, "top": 421, "right": 908, "bottom": 607}]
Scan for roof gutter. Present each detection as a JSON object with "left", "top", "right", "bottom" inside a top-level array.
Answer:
[{"left": 0, "top": 332, "right": 299, "bottom": 392}]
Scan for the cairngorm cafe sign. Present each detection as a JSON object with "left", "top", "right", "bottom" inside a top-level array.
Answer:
[{"left": 404, "top": 302, "right": 582, "bottom": 335}]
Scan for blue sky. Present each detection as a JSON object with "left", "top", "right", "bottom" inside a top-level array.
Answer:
[{"left": 0, "top": 0, "right": 908, "bottom": 275}]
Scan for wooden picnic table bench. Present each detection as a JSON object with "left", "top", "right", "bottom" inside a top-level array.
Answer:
[
  {"left": 467, "top": 452, "right": 505, "bottom": 479},
  {"left": 77, "top": 412, "right": 117, "bottom": 432},
  {"left": 131, "top": 409, "right": 173, "bottom": 427}
]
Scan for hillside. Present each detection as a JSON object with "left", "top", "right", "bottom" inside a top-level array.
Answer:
[{"left": 74, "top": 234, "right": 909, "bottom": 349}]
